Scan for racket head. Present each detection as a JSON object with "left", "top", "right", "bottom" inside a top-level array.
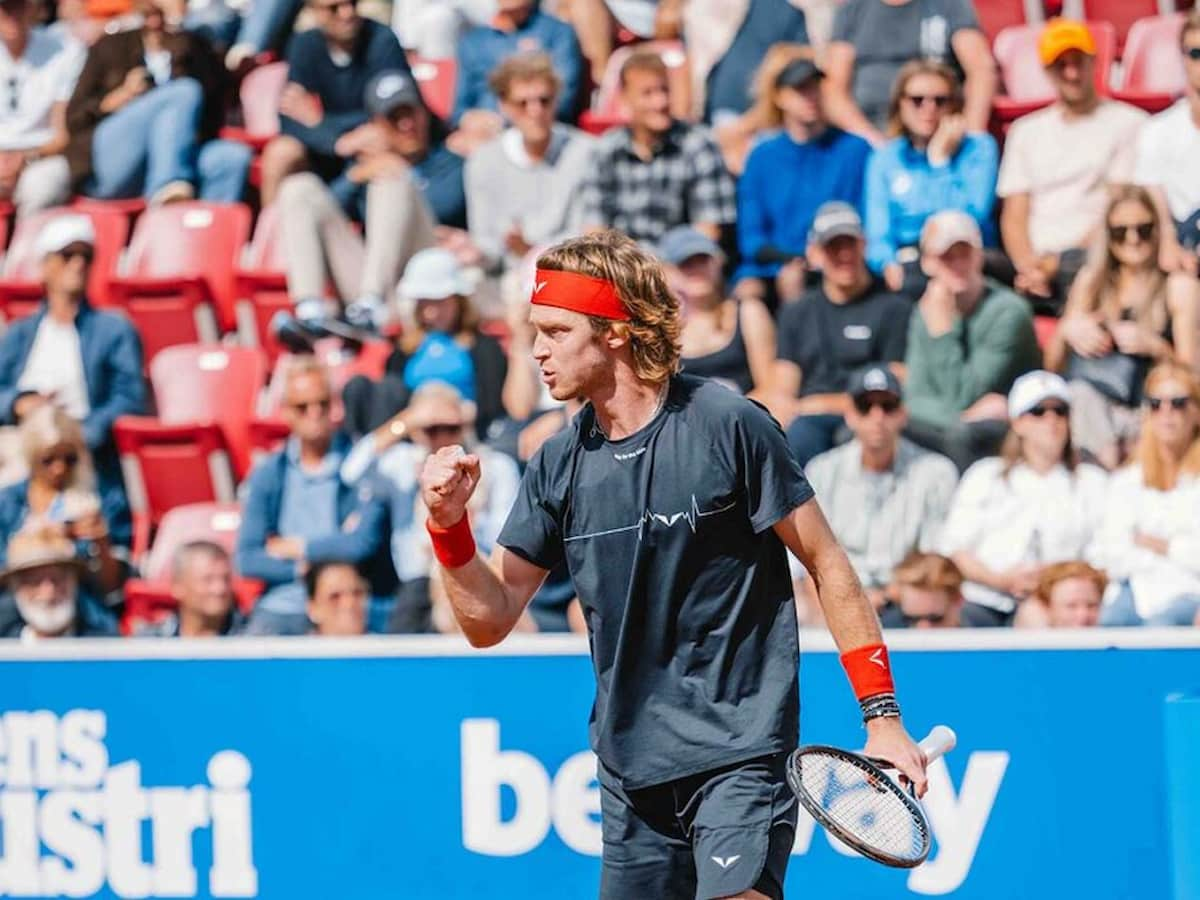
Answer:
[{"left": 785, "top": 745, "right": 931, "bottom": 868}]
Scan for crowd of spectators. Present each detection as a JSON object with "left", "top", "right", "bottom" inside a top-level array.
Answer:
[{"left": 0, "top": 0, "right": 1199, "bottom": 639}]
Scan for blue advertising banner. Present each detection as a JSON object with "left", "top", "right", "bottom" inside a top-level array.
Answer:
[{"left": 0, "top": 630, "right": 1195, "bottom": 899}]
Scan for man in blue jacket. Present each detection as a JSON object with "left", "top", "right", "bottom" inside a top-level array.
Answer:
[
  {"left": 257, "top": 0, "right": 410, "bottom": 207},
  {"left": 237, "top": 357, "right": 394, "bottom": 635},
  {"left": 0, "top": 215, "right": 144, "bottom": 548}
]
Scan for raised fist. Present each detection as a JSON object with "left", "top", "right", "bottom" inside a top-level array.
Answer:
[{"left": 420, "top": 445, "right": 481, "bottom": 528}]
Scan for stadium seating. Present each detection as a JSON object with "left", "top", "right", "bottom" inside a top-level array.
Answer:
[
  {"left": 105, "top": 202, "right": 252, "bottom": 361},
  {"left": 113, "top": 417, "right": 238, "bottom": 560},
  {"left": 1079, "top": 0, "right": 1166, "bottom": 51},
  {"left": 409, "top": 55, "right": 457, "bottom": 121},
  {"left": 974, "top": 0, "right": 1046, "bottom": 44},
  {"left": 0, "top": 204, "right": 128, "bottom": 321},
  {"left": 149, "top": 344, "right": 269, "bottom": 478},
  {"left": 1113, "top": 14, "right": 1187, "bottom": 111},
  {"left": 991, "top": 20, "right": 1116, "bottom": 129},
  {"left": 579, "top": 40, "right": 690, "bottom": 134},
  {"left": 221, "top": 61, "right": 288, "bottom": 149},
  {"left": 234, "top": 203, "right": 293, "bottom": 363}
]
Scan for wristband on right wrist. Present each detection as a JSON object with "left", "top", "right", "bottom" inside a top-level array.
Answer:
[
  {"left": 840, "top": 642, "right": 897, "bottom": 701},
  {"left": 426, "top": 514, "right": 476, "bottom": 569}
]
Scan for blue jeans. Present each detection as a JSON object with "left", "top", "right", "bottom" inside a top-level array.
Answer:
[
  {"left": 786, "top": 413, "right": 844, "bottom": 467},
  {"left": 87, "top": 78, "right": 252, "bottom": 201},
  {"left": 1100, "top": 580, "right": 1200, "bottom": 627},
  {"left": 185, "top": 0, "right": 302, "bottom": 53}
]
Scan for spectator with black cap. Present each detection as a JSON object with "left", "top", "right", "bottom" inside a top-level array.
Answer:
[
  {"left": 736, "top": 55, "right": 871, "bottom": 305},
  {"left": 659, "top": 225, "right": 776, "bottom": 395},
  {"left": 274, "top": 68, "right": 466, "bottom": 345},
  {"left": 0, "top": 215, "right": 144, "bottom": 551},
  {"left": 768, "top": 201, "right": 911, "bottom": 465},
  {"left": 803, "top": 365, "right": 958, "bottom": 612},
  {"left": 904, "top": 210, "right": 1040, "bottom": 471}
]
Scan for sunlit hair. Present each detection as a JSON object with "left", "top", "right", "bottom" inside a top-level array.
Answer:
[
  {"left": 1131, "top": 361, "right": 1200, "bottom": 490},
  {"left": 282, "top": 355, "right": 332, "bottom": 397},
  {"left": 1065, "top": 185, "right": 1168, "bottom": 334},
  {"left": 172, "top": 539, "right": 229, "bottom": 583},
  {"left": 1033, "top": 560, "right": 1107, "bottom": 607},
  {"left": 886, "top": 59, "right": 963, "bottom": 139},
  {"left": 892, "top": 552, "right": 963, "bottom": 594},
  {"left": 1181, "top": 8, "right": 1200, "bottom": 51},
  {"left": 488, "top": 50, "right": 562, "bottom": 103},
  {"left": 19, "top": 405, "right": 95, "bottom": 492},
  {"left": 619, "top": 49, "right": 668, "bottom": 88},
  {"left": 536, "top": 231, "right": 681, "bottom": 384},
  {"left": 407, "top": 381, "right": 477, "bottom": 447},
  {"left": 744, "top": 43, "right": 816, "bottom": 132}
]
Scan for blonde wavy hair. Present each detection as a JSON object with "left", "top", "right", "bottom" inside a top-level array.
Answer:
[
  {"left": 20, "top": 405, "right": 96, "bottom": 492},
  {"left": 885, "top": 59, "right": 963, "bottom": 139},
  {"left": 536, "top": 231, "right": 681, "bottom": 384},
  {"left": 1133, "top": 361, "right": 1200, "bottom": 491}
]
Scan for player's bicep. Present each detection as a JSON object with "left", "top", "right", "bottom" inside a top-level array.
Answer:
[
  {"left": 490, "top": 544, "right": 551, "bottom": 614},
  {"left": 772, "top": 496, "right": 840, "bottom": 572}
]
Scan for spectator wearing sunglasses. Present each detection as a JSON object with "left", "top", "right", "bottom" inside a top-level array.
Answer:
[
  {"left": 305, "top": 560, "right": 368, "bottom": 636},
  {"left": 864, "top": 60, "right": 997, "bottom": 299},
  {"left": 340, "top": 381, "right": 519, "bottom": 633},
  {"left": 800, "top": 366, "right": 957, "bottom": 621},
  {"left": 997, "top": 20, "right": 1146, "bottom": 310},
  {"left": 1014, "top": 560, "right": 1106, "bottom": 628},
  {"left": 938, "top": 371, "right": 1108, "bottom": 627},
  {"left": 880, "top": 551, "right": 964, "bottom": 629},
  {"left": 0, "top": 215, "right": 144, "bottom": 551},
  {"left": 1046, "top": 186, "right": 1200, "bottom": 470},
  {"left": 237, "top": 357, "right": 393, "bottom": 636},
  {"left": 1091, "top": 362, "right": 1200, "bottom": 626},
  {"left": 904, "top": 211, "right": 1040, "bottom": 471},
  {"left": 1132, "top": 10, "right": 1200, "bottom": 276},
  {"left": 0, "top": 405, "right": 125, "bottom": 597},
  {"left": 0, "top": 0, "right": 84, "bottom": 221},
  {"left": 768, "top": 202, "right": 911, "bottom": 466}
]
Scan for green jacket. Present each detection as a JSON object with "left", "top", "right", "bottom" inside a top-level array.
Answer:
[{"left": 904, "top": 280, "right": 1041, "bottom": 429}]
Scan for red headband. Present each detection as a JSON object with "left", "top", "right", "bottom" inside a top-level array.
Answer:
[{"left": 530, "top": 268, "right": 630, "bottom": 321}]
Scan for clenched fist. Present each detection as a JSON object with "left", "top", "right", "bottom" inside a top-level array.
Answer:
[{"left": 420, "top": 445, "right": 481, "bottom": 528}]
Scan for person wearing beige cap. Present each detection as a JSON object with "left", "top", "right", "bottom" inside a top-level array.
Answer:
[
  {"left": 903, "top": 210, "right": 1040, "bottom": 471},
  {"left": 0, "top": 531, "right": 117, "bottom": 640},
  {"left": 996, "top": 18, "right": 1146, "bottom": 310},
  {"left": 0, "top": 214, "right": 145, "bottom": 550}
]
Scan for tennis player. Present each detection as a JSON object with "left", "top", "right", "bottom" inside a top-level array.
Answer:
[{"left": 420, "top": 231, "right": 927, "bottom": 900}]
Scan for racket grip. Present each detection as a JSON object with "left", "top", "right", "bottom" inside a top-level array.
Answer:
[{"left": 918, "top": 725, "right": 957, "bottom": 763}]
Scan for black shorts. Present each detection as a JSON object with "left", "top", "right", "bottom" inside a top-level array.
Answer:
[{"left": 598, "top": 753, "right": 797, "bottom": 900}]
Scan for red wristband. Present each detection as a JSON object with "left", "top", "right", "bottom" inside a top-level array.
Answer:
[
  {"left": 426, "top": 515, "right": 476, "bottom": 569},
  {"left": 840, "top": 643, "right": 895, "bottom": 701}
]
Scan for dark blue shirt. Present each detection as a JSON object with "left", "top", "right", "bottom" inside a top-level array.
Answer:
[
  {"left": 452, "top": 8, "right": 583, "bottom": 124},
  {"left": 706, "top": 0, "right": 809, "bottom": 119},
  {"left": 736, "top": 127, "right": 872, "bottom": 278}
]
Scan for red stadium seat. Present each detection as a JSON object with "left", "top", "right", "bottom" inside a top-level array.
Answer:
[
  {"left": 991, "top": 21, "right": 1116, "bottom": 130},
  {"left": 0, "top": 205, "right": 129, "bottom": 319},
  {"left": 0, "top": 201, "right": 11, "bottom": 249},
  {"left": 579, "top": 41, "right": 690, "bottom": 134},
  {"left": 1033, "top": 314, "right": 1059, "bottom": 348},
  {"left": 247, "top": 416, "right": 290, "bottom": 460},
  {"left": 974, "top": 0, "right": 1045, "bottom": 44},
  {"left": 409, "top": 55, "right": 457, "bottom": 121},
  {"left": 1113, "top": 14, "right": 1186, "bottom": 112},
  {"left": 234, "top": 204, "right": 293, "bottom": 363},
  {"left": 1080, "top": 0, "right": 1163, "bottom": 52},
  {"left": 221, "top": 61, "right": 288, "bottom": 149},
  {"left": 106, "top": 202, "right": 252, "bottom": 360},
  {"left": 139, "top": 501, "right": 243, "bottom": 580},
  {"left": 114, "top": 417, "right": 238, "bottom": 560},
  {"left": 149, "top": 344, "right": 269, "bottom": 478}
]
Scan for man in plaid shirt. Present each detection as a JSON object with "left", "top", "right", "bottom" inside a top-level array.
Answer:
[{"left": 580, "top": 50, "right": 736, "bottom": 245}]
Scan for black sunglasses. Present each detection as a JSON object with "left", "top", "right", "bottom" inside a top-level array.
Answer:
[
  {"left": 289, "top": 398, "right": 332, "bottom": 414},
  {"left": 902, "top": 610, "right": 949, "bottom": 626},
  {"left": 511, "top": 94, "right": 554, "bottom": 109},
  {"left": 853, "top": 396, "right": 901, "bottom": 415},
  {"left": 421, "top": 423, "right": 464, "bottom": 438},
  {"left": 1108, "top": 222, "right": 1155, "bottom": 244},
  {"left": 40, "top": 450, "right": 79, "bottom": 467},
  {"left": 903, "top": 94, "right": 951, "bottom": 109},
  {"left": 58, "top": 248, "right": 94, "bottom": 263},
  {"left": 1147, "top": 395, "right": 1191, "bottom": 412},
  {"left": 315, "top": 0, "right": 355, "bottom": 12},
  {"left": 1186, "top": 46, "right": 1200, "bottom": 60},
  {"left": 1027, "top": 402, "right": 1069, "bottom": 418}
]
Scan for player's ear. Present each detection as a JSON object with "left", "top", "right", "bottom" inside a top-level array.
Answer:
[{"left": 604, "top": 322, "right": 631, "bottom": 351}]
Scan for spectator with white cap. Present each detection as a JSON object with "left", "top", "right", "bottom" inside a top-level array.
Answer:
[
  {"left": 0, "top": 214, "right": 144, "bottom": 550},
  {"left": 0, "top": 531, "right": 117, "bottom": 639},
  {"left": 904, "top": 209, "right": 1040, "bottom": 471},
  {"left": 938, "top": 370, "right": 1108, "bottom": 626},
  {"left": 340, "top": 248, "right": 508, "bottom": 443},
  {"left": 275, "top": 68, "right": 465, "bottom": 346},
  {"left": 802, "top": 365, "right": 958, "bottom": 615},
  {"left": 768, "top": 201, "right": 910, "bottom": 465}
]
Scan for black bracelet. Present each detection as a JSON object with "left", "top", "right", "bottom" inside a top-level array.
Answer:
[{"left": 860, "top": 692, "right": 902, "bottom": 722}]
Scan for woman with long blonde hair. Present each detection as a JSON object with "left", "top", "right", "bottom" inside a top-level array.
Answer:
[
  {"left": 1091, "top": 362, "right": 1200, "bottom": 625},
  {"left": 1047, "top": 185, "right": 1200, "bottom": 468}
]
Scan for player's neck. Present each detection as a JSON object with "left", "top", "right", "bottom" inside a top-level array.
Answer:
[{"left": 590, "top": 375, "right": 669, "bottom": 441}]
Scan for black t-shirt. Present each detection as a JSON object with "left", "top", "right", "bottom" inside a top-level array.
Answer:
[
  {"left": 777, "top": 282, "right": 911, "bottom": 396},
  {"left": 498, "top": 375, "right": 813, "bottom": 789}
]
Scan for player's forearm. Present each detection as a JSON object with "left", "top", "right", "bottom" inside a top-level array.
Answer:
[
  {"left": 442, "top": 555, "right": 526, "bottom": 648},
  {"left": 811, "top": 543, "right": 884, "bottom": 652}
]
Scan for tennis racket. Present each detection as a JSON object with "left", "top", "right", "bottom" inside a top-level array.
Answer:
[{"left": 785, "top": 725, "right": 956, "bottom": 868}]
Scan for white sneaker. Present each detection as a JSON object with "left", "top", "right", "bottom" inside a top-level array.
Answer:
[{"left": 150, "top": 180, "right": 195, "bottom": 205}]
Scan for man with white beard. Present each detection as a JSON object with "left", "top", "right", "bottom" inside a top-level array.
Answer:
[{"left": 0, "top": 532, "right": 116, "bottom": 640}]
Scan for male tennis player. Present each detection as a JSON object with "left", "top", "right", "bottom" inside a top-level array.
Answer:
[{"left": 420, "top": 231, "right": 927, "bottom": 900}]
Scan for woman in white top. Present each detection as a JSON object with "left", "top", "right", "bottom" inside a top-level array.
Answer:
[
  {"left": 1091, "top": 362, "right": 1200, "bottom": 626},
  {"left": 939, "top": 371, "right": 1108, "bottom": 626}
]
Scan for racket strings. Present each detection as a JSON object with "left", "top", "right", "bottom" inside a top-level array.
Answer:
[{"left": 796, "top": 752, "right": 927, "bottom": 862}]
